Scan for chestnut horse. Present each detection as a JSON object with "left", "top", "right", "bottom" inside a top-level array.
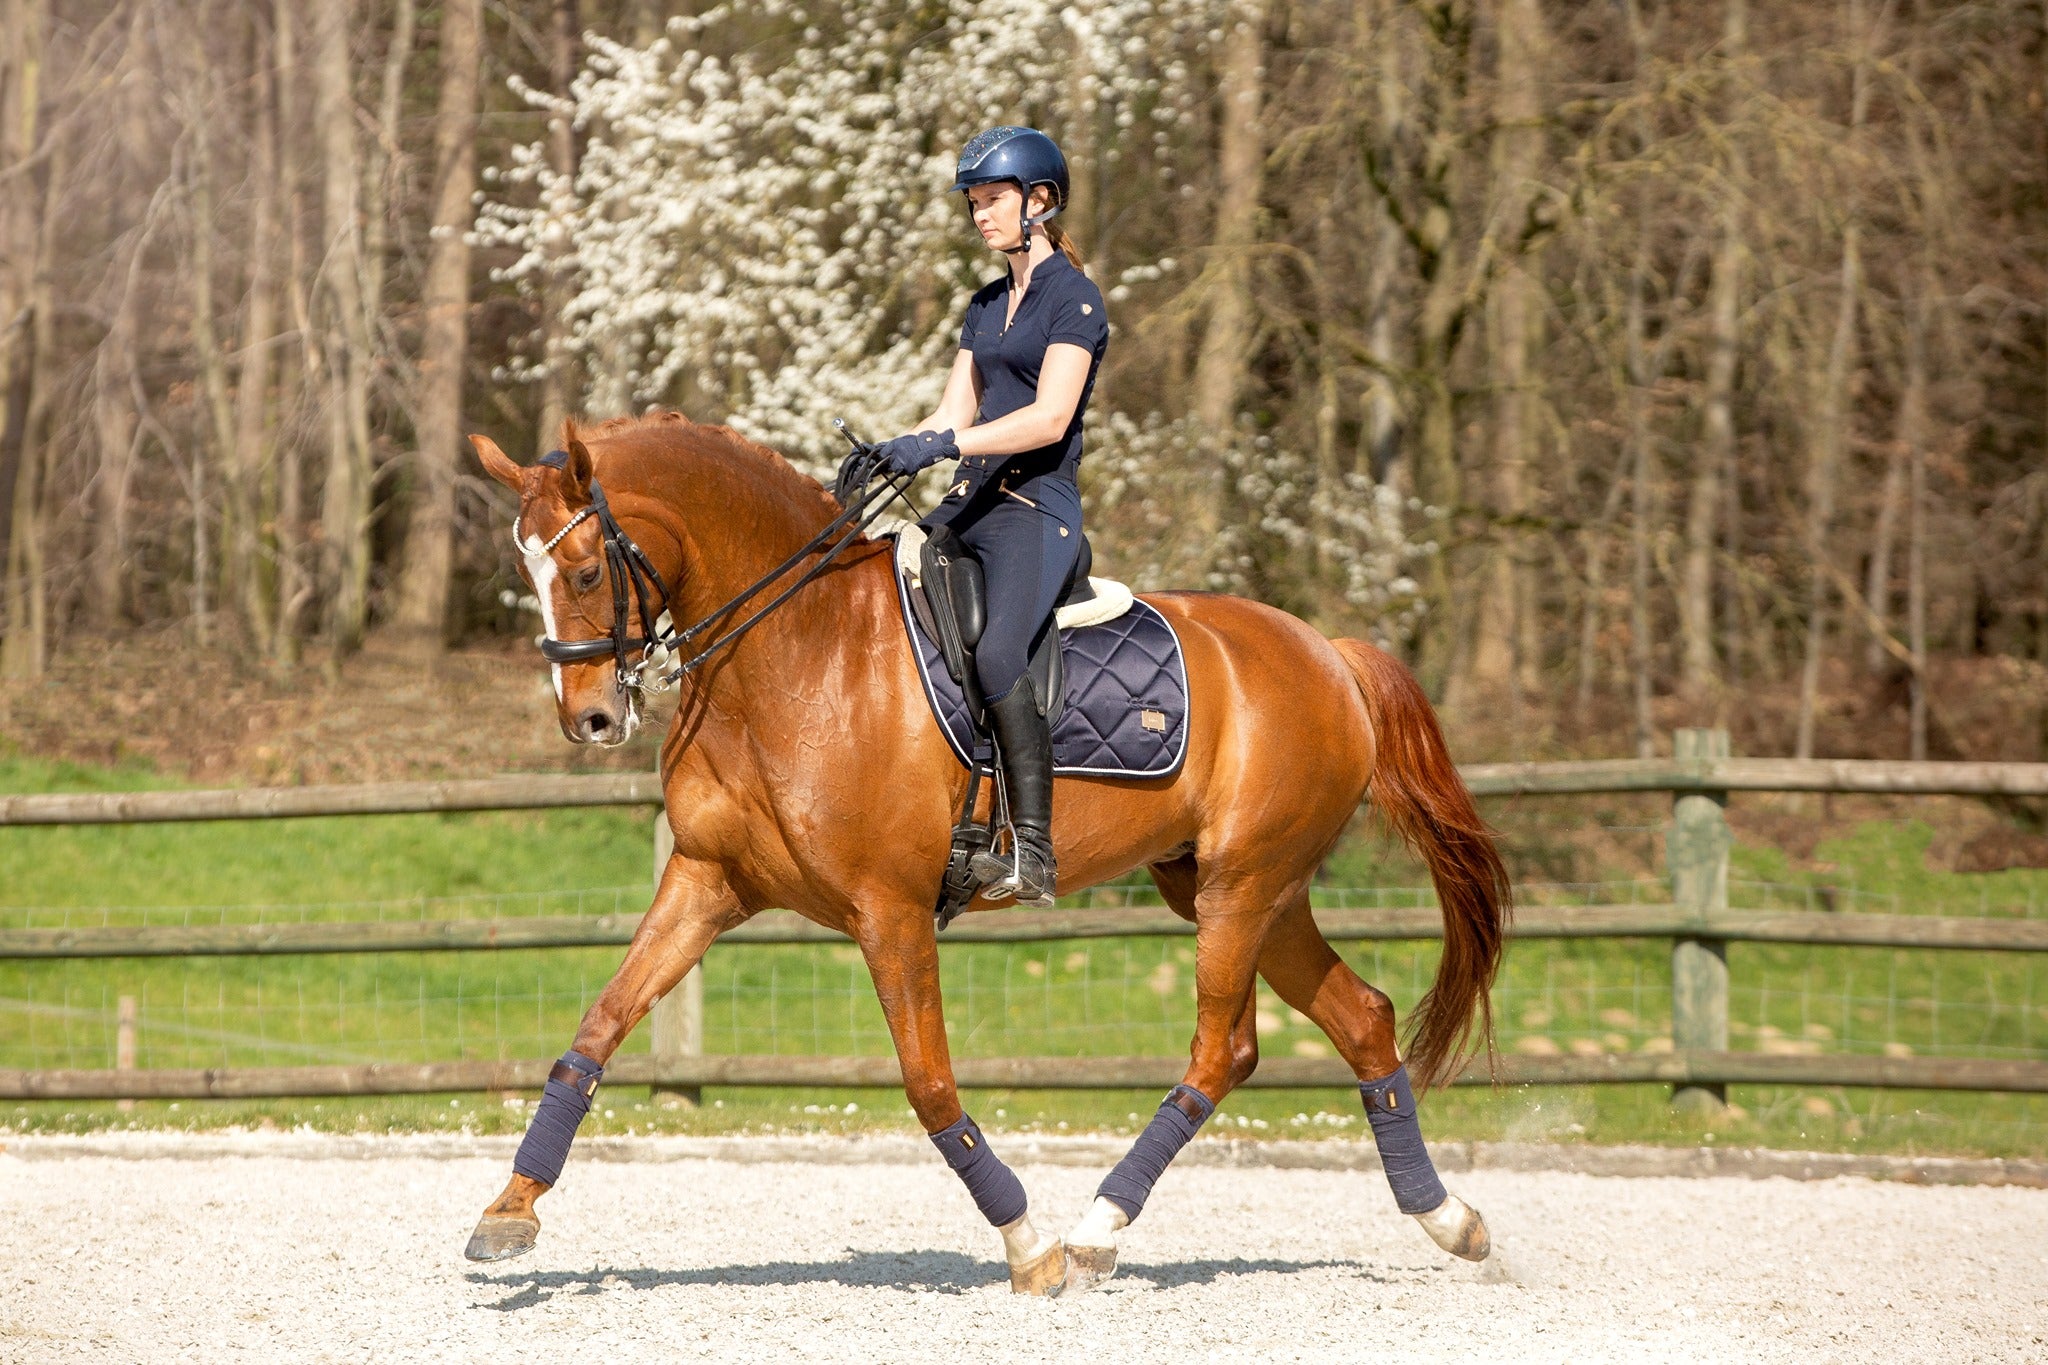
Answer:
[{"left": 464, "top": 412, "right": 1510, "bottom": 1294}]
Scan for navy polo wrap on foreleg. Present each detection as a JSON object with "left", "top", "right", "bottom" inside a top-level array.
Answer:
[
  {"left": 512, "top": 1050, "right": 603, "bottom": 1188},
  {"left": 1359, "top": 1064, "right": 1448, "bottom": 1214},
  {"left": 1097, "top": 1084, "right": 1215, "bottom": 1223},
  {"left": 930, "top": 1113, "right": 1029, "bottom": 1227}
]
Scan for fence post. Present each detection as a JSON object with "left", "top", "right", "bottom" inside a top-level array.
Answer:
[
  {"left": 647, "top": 807, "right": 703, "bottom": 1108},
  {"left": 1668, "top": 728, "right": 1731, "bottom": 1114},
  {"left": 116, "top": 994, "right": 137, "bottom": 1113}
]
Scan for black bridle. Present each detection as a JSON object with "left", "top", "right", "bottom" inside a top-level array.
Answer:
[{"left": 515, "top": 426, "right": 912, "bottom": 692}]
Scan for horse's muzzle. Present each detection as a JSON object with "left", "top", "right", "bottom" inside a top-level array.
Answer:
[{"left": 567, "top": 691, "right": 637, "bottom": 747}]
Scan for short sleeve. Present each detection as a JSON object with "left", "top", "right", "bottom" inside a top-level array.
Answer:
[{"left": 1046, "top": 283, "right": 1108, "bottom": 353}]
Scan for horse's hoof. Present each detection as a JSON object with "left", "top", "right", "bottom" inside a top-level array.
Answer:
[
  {"left": 464, "top": 1214, "right": 540, "bottom": 1263},
  {"left": 1009, "top": 1240, "right": 1068, "bottom": 1296},
  {"left": 1056, "top": 1242, "right": 1119, "bottom": 1295},
  {"left": 1413, "top": 1194, "right": 1490, "bottom": 1262}
]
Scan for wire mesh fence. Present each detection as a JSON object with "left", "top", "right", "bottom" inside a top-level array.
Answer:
[{"left": 5, "top": 882, "right": 2043, "bottom": 1077}]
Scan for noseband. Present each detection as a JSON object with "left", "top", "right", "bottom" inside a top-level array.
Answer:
[{"left": 514, "top": 436, "right": 911, "bottom": 693}]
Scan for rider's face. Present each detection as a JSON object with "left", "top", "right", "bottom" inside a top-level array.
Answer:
[{"left": 966, "top": 182, "right": 1050, "bottom": 253}]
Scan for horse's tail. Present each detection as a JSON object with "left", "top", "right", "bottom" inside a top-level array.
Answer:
[{"left": 1331, "top": 638, "right": 1513, "bottom": 1093}]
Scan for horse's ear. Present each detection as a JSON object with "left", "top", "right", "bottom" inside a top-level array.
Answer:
[
  {"left": 470, "top": 434, "right": 523, "bottom": 491},
  {"left": 563, "top": 436, "right": 596, "bottom": 503}
]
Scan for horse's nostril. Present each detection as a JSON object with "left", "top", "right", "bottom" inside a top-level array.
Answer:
[{"left": 582, "top": 711, "right": 611, "bottom": 740}]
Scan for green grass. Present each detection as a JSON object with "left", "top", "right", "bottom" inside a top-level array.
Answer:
[{"left": 2, "top": 754, "right": 2044, "bottom": 1158}]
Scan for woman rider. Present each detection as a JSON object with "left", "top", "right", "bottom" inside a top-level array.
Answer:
[{"left": 864, "top": 126, "right": 1108, "bottom": 908}]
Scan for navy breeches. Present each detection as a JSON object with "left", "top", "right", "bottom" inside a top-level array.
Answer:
[{"left": 927, "top": 480, "right": 1082, "bottom": 703}]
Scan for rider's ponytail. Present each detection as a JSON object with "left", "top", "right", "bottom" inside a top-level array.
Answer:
[{"left": 1044, "top": 220, "right": 1085, "bottom": 269}]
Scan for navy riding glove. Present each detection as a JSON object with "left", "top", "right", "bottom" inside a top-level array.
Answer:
[
  {"left": 876, "top": 429, "right": 959, "bottom": 477},
  {"left": 833, "top": 446, "right": 880, "bottom": 507}
]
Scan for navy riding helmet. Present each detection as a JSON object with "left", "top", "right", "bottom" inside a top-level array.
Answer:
[{"left": 950, "top": 126, "right": 1069, "bottom": 251}]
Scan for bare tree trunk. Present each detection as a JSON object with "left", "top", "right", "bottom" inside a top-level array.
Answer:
[
  {"left": 1064, "top": 3, "right": 1099, "bottom": 260},
  {"left": 0, "top": 0, "right": 47, "bottom": 607},
  {"left": 1189, "top": 0, "right": 1264, "bottom": 592},
  {"left": 1468, "top": 0, "right": 1548, "bottom": 709},
  {"left": 1682, "top": 0, "right": 1746, "bottom": 707},
  {"left": 388, "top": 0, "right": 480, "bottom": 646},
  {"left": 1359, "top": 7, "right": 1406, "bottom": 491},
  {"left": 364, "top": 0, "right": 415, "bottom": 339},
  {"left": 179, "top": 12, "right": 235, "bottom": 649},
  {"left": 312, "top": 0, "right": 376, "bottom": 654},
  {"left": 1358, "top": 1, "right": 1483, "bottom": 686},
  {"left": 273, "top": 0, "right": 312, "bottom": 665},
  {"left": 1793, "top": 0, "right": 1871, "bottom": 759},
  {"left": 534, "top": 0, "right": 580, "bottom": 455},
  {"left": 1625, "top": 237, "right": 1655, "bottom": 758},
  {"left": 1621, "top": 0, "right": 1659, "bottom": 758},
  {"left": 0, "top": 0, "right": 52, "bottom": 678},
  {"left": 1865, "top": 0, "right": 1927, "bottom": 680},
  {"left": 1863, "top": 413, "right": 1908, "bottom": 672},
  {"left": 1192, "top": 0, "right": 1263, "bottom": 434},
  {"left": 1903, "top": 286, "right": 1929, "bottom": 759},
  {"left": 92, "top": 212, "right": 151, "bottom": 632},
  {"left": 229, "top": 10, "right": 280, "bottom": 655},
  {"left": 1575, "top": 468, "right": 1630, "bottom": 728}
]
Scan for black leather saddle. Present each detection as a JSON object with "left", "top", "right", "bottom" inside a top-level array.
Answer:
[{"left": 907, "top": 524, "right": 1097, "bottom": 731}]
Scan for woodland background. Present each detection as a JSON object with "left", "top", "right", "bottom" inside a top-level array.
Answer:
[{"left": 3, "top": 0, "right": 2046, "bottom": 768}]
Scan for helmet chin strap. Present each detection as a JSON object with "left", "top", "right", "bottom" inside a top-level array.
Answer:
[{"left": 1004, "top": 203, "right": 1062, "bottom": 255}]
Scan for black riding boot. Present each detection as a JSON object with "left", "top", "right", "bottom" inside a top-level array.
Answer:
[{"left": 972, "top": 683, "right": 1057, "bottom": 906}]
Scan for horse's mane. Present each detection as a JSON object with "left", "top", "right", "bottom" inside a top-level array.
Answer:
[{"left": 560, "top": 410, "right": 841, "bottom": 530}]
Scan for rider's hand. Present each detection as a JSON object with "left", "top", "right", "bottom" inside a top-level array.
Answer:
[
  {"left": 875, "top": 429, "right": 959, "bottom": 478},
  {"left": 834, "top": 447, "right": 876, "bottom": 506}
]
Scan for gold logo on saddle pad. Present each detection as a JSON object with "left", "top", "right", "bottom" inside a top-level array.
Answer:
[{"left": 1141, "top": 710, "right": 1167, "bottom": 733}]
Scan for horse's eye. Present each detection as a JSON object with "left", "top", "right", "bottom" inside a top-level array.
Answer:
[{"left": 574, "top": 565, "right": 602, "bottom": 593}]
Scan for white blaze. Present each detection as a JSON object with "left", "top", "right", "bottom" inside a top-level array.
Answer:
[{"left": 520, "top": 533, "right": 566, "bottom": 704}]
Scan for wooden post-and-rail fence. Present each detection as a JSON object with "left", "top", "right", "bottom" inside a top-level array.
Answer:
[{"left": 3, "top": 730, "right": 2046, "bottom": 1107}]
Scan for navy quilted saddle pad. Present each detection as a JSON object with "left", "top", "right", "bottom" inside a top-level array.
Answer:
[{"left": 892, "top": 551, "right": 1190, "bottom": 780}]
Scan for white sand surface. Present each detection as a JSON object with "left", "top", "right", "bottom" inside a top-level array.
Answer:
[{"left": 0, "top": 1134, "right": 2041, "bottom": 1363}]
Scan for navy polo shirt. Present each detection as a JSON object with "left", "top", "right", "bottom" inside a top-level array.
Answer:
[{"left": 956, "top": 253, "right": 1109, "bottom": 494}]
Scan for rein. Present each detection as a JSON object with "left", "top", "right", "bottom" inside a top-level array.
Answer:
[{"left": 515, "top": 432, "right": 912, "bottom": 692}]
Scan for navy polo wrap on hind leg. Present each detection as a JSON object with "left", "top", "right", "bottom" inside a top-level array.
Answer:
[
  {"left": 1097, "top": 1084, "right": 1215, "bottom": 1223},
  {"left": 512, "top": 1050, "right": 603, "bottom": 1188},
  {"left": 1359, "top": 1064, "right": 1448, "bottom": 1214},
  {"left": 930, "top": 1113, "right": 1029, "bottom": 1227}
]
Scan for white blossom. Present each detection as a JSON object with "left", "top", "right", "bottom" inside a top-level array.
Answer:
[{"left": 476, "top": 1, "right": 1432, "bottom": 640}]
